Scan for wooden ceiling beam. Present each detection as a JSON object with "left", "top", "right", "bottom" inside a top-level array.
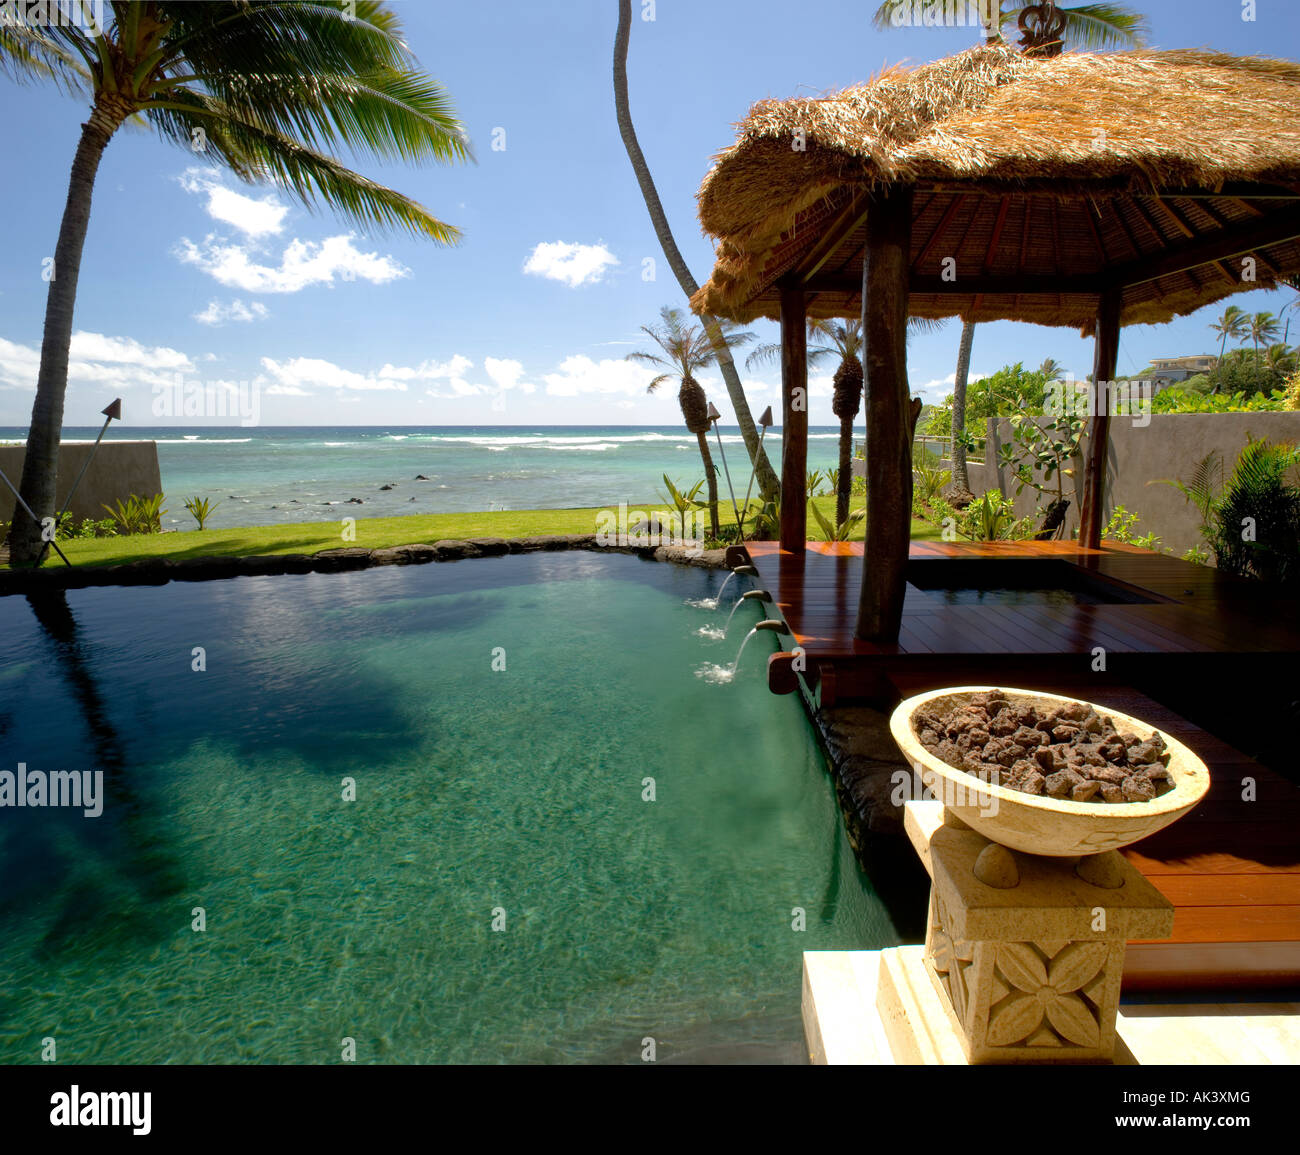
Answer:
[
  {"left": 796, "top": 195, "right": 869, "bottom": 284},
  {"left": 1106, "top": 209, "right": 1300, "bottom": 291}
]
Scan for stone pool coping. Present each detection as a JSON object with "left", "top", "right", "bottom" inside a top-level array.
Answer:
[{"left": 0, "top": 535, "right": 730, "bottom": 595}]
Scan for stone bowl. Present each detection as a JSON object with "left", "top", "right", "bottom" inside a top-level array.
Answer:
[{"left": 889, "top": 686, "right": 1211, "bottom": 857}]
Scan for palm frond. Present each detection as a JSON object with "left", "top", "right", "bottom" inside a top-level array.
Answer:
[{"left": 143, "top": 87, "right": 460, "bottom": 241}]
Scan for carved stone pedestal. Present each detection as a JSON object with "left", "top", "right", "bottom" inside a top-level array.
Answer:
[{"left": 878, "top": 802, "right": 1175, "bottom": 1064}]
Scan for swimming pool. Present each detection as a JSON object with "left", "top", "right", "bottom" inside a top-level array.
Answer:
[{"left": 0, "top": 552, "right": 897, "bottom": 1063}]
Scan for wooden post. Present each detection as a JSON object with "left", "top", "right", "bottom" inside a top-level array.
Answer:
[
  {"left": 1079, "top": 288, "right": 1122, "bottom": 549},
  {"left": 779, "top": 286, "right": 808, "bottom": 552},
  {"left": 855, "top": 187, "right": 913, "bottom": 642}
]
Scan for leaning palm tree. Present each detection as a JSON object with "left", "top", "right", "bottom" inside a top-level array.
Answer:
[
  {"left": 613, "top": 0, "right": 778, "bottom": 505},
  {"left": 0, "top": 1, "right": 469, "bottom": 565},
  {"left": 873, "top": 1, "right": 1146, "bottom": 503},
  {"left": 1209, "top": 304, "right": 1250, "bottom": 393},
  {"left": 1248, "top": 312, "right": 1282, "bottom": 389},
  {"left": 629, "top": 307, "right": 753, "bottom": 538}
]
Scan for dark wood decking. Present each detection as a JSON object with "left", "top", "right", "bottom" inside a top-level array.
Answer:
[
  {"left": 742, "top": 540, "right": 1300, "bottom": 992},
  {"left": 748, "top": 539, "right": 1300, "bottom": 667}
]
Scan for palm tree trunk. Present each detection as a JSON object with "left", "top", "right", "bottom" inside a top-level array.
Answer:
[
  {"left": 695, "top": 431, "right": 720, "bottom": 538},
  {"left": 950, "top": 319, "right": 975, "bottom": 495},
  {"left": 10, "top": 104, "right": 120, "bottom": 566},
  {"left": 837, "top": 413, "right": 854, "bottom": 526},
  {"left": 613, "top": 0, "right": 778, "bottom": 503},
  {"left": 1214, "top": 331, "right": 1229, "bottom": 394}
]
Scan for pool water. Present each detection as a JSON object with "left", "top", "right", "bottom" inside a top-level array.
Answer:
[{"left": 0, "top": 552, "right": 896, "bottom": 1064}]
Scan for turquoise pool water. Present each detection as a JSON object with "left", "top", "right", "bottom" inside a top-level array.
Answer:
[{"left": 0, "top": 553, "right": 897, "bottom": 1063}]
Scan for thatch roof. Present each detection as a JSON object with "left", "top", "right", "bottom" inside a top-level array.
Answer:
[{"left": 691, "top": 44, "right": 1300, "bottom": 333}]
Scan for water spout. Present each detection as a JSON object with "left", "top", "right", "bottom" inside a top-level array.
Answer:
[
  {"left": 729, "top": 618, "right": 792, "bottom": 678},
  {"left": 723, "top": 588, "right": 772, "bottom": 636},
  {"left": 715, "top": 564, "right": 759, "bottom": 608}
]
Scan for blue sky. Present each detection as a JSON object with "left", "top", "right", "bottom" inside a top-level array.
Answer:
[{"left": 0, "top": 0, "right": 1297, "bottom": 428}]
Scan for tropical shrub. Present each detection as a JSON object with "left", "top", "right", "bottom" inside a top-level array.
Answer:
[
  {"left": 810, "top": 502, "right": 865, "bottom": 542},
  {"left": 959, "top": 490, "right": 1033, "bottom": 542},
  {"left": 102, "top": 494, "right": 166, "bottom": 536},
  {"left": 183, "top": 496, "right": 222, "bottom": 531},
  {"left": 913, "top": 459, "right": 951, "bottom": 506},
  {"left": 1152, "top": 387, "right": 1288, "bottom": 414},
  {"left": 1163, "top": 439, "right": 1300, "bottom": 586}
]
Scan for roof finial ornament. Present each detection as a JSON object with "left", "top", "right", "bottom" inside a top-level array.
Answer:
[{"left": 1018, "top": 2, "right": 1067, "bottom": 57}]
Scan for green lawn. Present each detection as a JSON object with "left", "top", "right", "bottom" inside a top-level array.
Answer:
[{"left": 41, "top": 495, "right": 940, "bottom": 568}]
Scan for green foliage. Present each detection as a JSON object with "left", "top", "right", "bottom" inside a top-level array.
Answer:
[
  {"left": 102, "top": 493, "right": 167, "bottom": 536},
  {"left": 924, "top": 362, "right": 1053, "bottom": 450},
  {"left": 913, "top": 460, "right": 951, "bottom": 506},
  {"left": 183, "top": 496, "right": 221, "bottom": 531},
  {"left": 1101, "top": 505, "right": 1172, "bottom": 554},
  {"left": 996, "top": 409, "right": 1086, "bottom": 510},
  {"left": 959, "top": 489, "right": 1033, "bottom": 542},
  {"left": 1162, "top": 346, "right": 1297, "bottom": 399},
  {"left": 657, "top": 475, "right": 707, "bottom": 514},
  {"left": 56, "top": 514, "right": 118, "bottom": 540},
  {"left": 806, "top": 468, "right": 826, "bottom": 498},
  {"left": 809, "top": 502, "right": 866, "bottom": 542},
  {"left": 1152, "top": 383, "right": 1289, "bottom": 414},
  {"left": 1162, "top": 440, "right": 1300, "bottom": 586}
]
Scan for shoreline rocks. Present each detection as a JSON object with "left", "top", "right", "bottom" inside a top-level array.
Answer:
[{"left": 0, "top": 537, "right": 729, "bottom": 595}]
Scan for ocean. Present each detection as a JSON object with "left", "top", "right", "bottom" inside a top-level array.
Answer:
[{"left": 1, "top": 426, "right": 851, "bottom": 531}]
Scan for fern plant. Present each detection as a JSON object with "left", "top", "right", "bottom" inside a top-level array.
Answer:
[{"left": 1162, "top": 440, "right": 1300, "bottom": 585}]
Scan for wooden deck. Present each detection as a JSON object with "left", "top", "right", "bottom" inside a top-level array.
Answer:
[{"left": 741, "top": 539, "right": 1300, "bottom": 993}]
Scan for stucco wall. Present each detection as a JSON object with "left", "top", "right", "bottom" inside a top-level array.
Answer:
[
  {"left": 960, "top": 413, "right": 1300, "bottom": 557},
  {"left": 0, "top": 441, "right": 162, "bottom": 527}
]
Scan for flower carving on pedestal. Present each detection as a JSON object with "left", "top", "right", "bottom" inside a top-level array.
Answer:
[
  {"left": 987, "top": 941, "right": 1108, "bottom": 1048},
  {"left": 928, "top": 893, "right": 974, "bottom": 1026}
]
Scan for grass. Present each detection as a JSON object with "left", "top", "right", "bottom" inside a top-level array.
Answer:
[{"left": 34, "top": 495, "right": 940, "bottom": 569}]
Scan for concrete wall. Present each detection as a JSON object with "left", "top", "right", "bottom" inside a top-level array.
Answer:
[
  {"left": 960, "top": 413, "right": 1300, "bottom": 557},
  {"left": 0, "top": 441, "right": 162, "bottom": 527}
]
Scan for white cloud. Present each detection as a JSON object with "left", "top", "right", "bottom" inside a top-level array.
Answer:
[
  {"left": 257, "top": 353, "right": 489, "bottom": 398},
  {"left": 0, "top": 331, "right": 197, "bottom": 399},
  {"left": 543, "top": 355, "right": 656, "bottom": 397},
  {"left": 176, "top": 234, "right": 409, "bottom": 293},
  {"left": 484, "top": 357, "right": 535, "bottom": 394},
  {"left": 260, "top": 356, "right": 410, "bottom": 393},
  {"left": 523, "top": 241, "right": 618, "bottom": 288},
  {"left": 69, "top": 332, "right": 193, "bottom": 371},
  {"left": 179, "top": 168, "right": 288, "bottom": 237},
  {"left": 193, "top": 299, "right": 270, "bottom": 326}
]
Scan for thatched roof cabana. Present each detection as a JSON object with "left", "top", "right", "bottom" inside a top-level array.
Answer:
[{"left": 690, "top": 43, "right": 1300, "bottom": 642}]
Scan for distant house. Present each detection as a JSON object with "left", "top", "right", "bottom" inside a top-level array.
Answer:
[{"left": 1146, "top": 354, "right": 1218, "bottom": 390}]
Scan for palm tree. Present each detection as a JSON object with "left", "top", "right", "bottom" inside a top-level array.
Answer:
[
  {"left": 1263, "top": 342, "right": 1295, "bottom": 382},
  {"left": 1280, "top": 277, "right": 1300, "bottom": 347},
  {"left": 949, "top": 320, "right": 977, "bottom": 499},
  {"left": 873, "top": 1, "right": 1146, "bottom": 503},
  {"left": 1039, "top": 358, "right": 1065, "bottom": 382},
  {"left": 629, "top": 307, "right": 753, "bottom": 538},
  {"left": 0, "top": 1, "right": 469, "bottom": 566},
  {"left": 613, "top": 0, "right": 778, "bottom": 505},
  {"left": 1248, "top": 312, "right": 1282, "bottom": 389},
  {"left": 1209, "top": 305, "right": 1250, "bottom": 393}
]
